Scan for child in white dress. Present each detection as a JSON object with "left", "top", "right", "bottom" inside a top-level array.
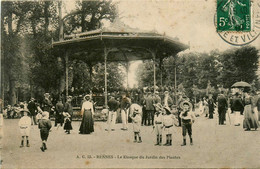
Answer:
[
  {"left": 130, "top": 108, "right": 142, "bottom": 143},
  {"left": 18, "top": 109, "right": 31, "bottom": 147}
]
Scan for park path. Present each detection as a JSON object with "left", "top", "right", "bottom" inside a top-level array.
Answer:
[{"left": 1, "top": 112, "right": 260, "bottom": 168}]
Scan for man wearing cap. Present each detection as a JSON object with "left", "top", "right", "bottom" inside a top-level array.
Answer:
[
  {"left": 28, "top": 98, "right": 38, "bottom": 125},
  {"left": 120, "top": 92, "right": 131, "bottom": 130},
  {"left": 107, "top": 95, "right": 119, "bottom": 131},
  {"left": 217, "top": 91, "right": 228, "bottom": 125}
]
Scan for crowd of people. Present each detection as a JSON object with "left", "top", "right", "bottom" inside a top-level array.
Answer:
[{"left": 0, "top": 87, "right": 260, "bottom": 152}]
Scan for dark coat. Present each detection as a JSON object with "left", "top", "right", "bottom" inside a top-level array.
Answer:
[
  {"left": 28, "top": 101, "right": 37, "bottom": 116},
  {"left": 232, "top": 97, "right": 244, "bottom": 111},
  {"left": 42, "top": 98, "right": 52, "bottom": 112},
  {"left": 120, "top": 97, "right": 131, "bottom": 110},
  {"left": 64, "top": 102, "right": 73, "bottom": 114},
  {"left": 108, "top": 98, "right": 119, "bottom": 112},
  {"left": 144, "top": 95, "right": 154, "bottom": 111},
  {"left": 217, "top": 94, "right": 228, "bottom": 109}
]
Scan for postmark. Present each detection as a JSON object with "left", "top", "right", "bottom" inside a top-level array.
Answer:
[{"left": 216, "top": 0, "right": 260, "bottom": 46}]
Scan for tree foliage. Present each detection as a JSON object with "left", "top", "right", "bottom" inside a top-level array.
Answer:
[
  {"left": 136, "top": 46, "right": 259, "bottom": 99},
  {"left": 1, "top": 1, "right": 120, "bottom": 105}
]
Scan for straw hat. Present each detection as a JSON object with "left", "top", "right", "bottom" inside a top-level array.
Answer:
[
  {"left": 84, "top": 94, "right": 91, "bottom": 100},
  {"left": 180, "top": 101, "right": 192, "bottom": 110}
]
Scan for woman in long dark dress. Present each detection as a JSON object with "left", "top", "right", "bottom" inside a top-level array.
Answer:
[
  {"left": 79, "top": 95, "right": 94, "bottom": 134},
  {"left": 243, "top": 92, "right": 259, "bottom": 131}
]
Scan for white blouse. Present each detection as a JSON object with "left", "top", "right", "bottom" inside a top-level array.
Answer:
[{"left": 81, "top": 101, "right": 94, "bottom": 114}]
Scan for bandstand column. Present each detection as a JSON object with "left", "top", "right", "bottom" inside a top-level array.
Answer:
[
  {"left": 65, "top": 50, "right": 69, "bottom": 98},
  {"left": 152, "top": 52, "right": 156, "bottom": 93},
  {"left": 104, "top": 48, "right": 108, "bottom": 108}
]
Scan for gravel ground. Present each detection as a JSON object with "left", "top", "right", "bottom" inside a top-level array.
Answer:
[{"left": 1, "top": 111, "right": 260, "bottom": 168}]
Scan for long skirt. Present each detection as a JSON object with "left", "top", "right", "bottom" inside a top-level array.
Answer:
[
  {"left": 243, "top": 105, "right": 259, "bottom": 130},
  {"left": 79, "top": 110, "right": 94, "bottom": 134},
  {"left": 64, "top": 119, "right": 73, "bottom": 130},
  {"left": 234, "top": 111, "right": 241, "bottom": 125}
]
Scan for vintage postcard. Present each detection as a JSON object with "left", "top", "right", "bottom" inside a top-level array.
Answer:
[{"left": 0, "top": 0, "right": 260, "bottom": 168}]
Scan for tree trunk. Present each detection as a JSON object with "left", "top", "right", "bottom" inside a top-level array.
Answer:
[{"left": 9, "top": 79, "right": 16, "bottom": 105}]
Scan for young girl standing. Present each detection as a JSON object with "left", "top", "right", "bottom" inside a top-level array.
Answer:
[
  {"left": 130, "top": 108, "right": 142, "bottom": 143},
  {"left": 18, "top": 109, "right": 31, "bottom": 147}
]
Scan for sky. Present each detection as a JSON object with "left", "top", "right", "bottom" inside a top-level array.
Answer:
[{"left": 64, "top": 0, "right": 260, "bottom": 88}]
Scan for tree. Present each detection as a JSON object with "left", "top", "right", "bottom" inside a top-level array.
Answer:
[
  {"left": 1, "top": 1, "right": 32, "bottom": 105},
  {"left": 219, "top": 46, "right": 259, "bottom": 88},
  {"left": 64, "top": 0, "right": 117, "bottom": 34}
]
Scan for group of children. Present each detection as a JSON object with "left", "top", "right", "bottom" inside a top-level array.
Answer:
[
  {"left": 18, "top": 106, "right": 72, "bottom": 152},
  {"left": 17, "top": 99, "right": 195, "bottom": 152},
  {"left": 129, "top": 100, "right": 196, "bottom": 146}
]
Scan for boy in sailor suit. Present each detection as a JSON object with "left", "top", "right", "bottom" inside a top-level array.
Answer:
[
  {"left": 162, "top": 107, "right": 176, "bottom": 146},
  {"left": 153, "top": 103, "right": 164, "bottom": 146},
  {"left": 180, "top": 101, "right": 196, "bottom": 146}
]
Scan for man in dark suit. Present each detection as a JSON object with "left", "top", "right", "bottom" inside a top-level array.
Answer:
[
  {"left": 144, "top": 91, "right": 154, "bottom": 126},
  {"left": 28, "top": 98, "right": 38, "bottom": 125},
  {"left": 217, "top": 91, "right": 228, "bottom": 125}
]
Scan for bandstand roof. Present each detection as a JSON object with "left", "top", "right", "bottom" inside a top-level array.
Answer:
[{"left": 52, "top": 22, "right": 189, "bottom": 63}]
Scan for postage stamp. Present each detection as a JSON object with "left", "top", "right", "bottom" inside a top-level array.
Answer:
[
  {"left": 217, "top": 0, "right": 251, "bottom": 32},
  {"left": 216, "top": 0, "right": 260, "bottom": 46}
]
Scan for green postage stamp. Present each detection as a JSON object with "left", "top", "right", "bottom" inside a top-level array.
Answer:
[
  {"left": 217, "top": 0, "right": 251, "bottom": 32},
  {"left": 216, "top": 0, "right": 260, "bottom": 46}
]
